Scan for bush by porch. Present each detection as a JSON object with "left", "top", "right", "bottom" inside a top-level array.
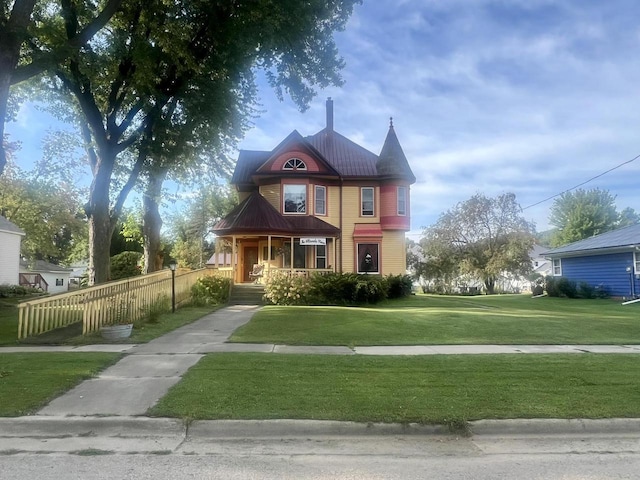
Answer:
[{"left": 263, "top": 271, "right": 413, "bottom": 305}]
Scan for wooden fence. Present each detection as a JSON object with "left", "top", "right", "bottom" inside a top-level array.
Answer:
[{"left": 18, "top": 268, "right": 216, "bottom": 339}]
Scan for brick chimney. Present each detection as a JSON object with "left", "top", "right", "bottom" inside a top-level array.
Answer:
[{"left": 326, "top": 97, "right": 334, "bottom": 132}]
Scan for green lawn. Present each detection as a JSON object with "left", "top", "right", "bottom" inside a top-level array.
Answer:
[
  {"left": 0, "top": 298, "right": 22, "bottom": 345},
  {"left": 150, "top": 353, "right": 640, "bottom": 423},
  {"left": 0, "top": 353, "right": 121, "bottom": 416},
  {"left": 229, "top": 294, "right": 640, "bottom": 345}
]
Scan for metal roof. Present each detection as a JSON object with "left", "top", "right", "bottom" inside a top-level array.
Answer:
[
  {"left": 545, "top": 223, "right": 640, "bottom": 256},
  {"left": 212, "top": 191, "right": 340, "bottom": 237},
  {"left": 20, "top": 259, "right": 72, "bottom": 272},
  {"left": 0, "top": 215, "right": 25, "bottom": 236},
  {"left": 305, "top": 129, "right": 379, "bottom": 177}
]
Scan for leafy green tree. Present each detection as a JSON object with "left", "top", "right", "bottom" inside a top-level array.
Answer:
[
  {"left": 421, "top": 193, "right": 535, "bottom": 294},
  {"left": 47, "top": 0, "right": 359, "bottom": 284},
  {"left": 0, "top": 157, "right": 87, "bottom": 264},
  {"left": 0, "top": 0, "right": 123, "bottom": 175},
  {"left": 549, "top": 188, "right": 620, "bottom": 246},
  {"left": 618, "top": 207, "right": 640, "bottom": 228},
  {"left": 170, "top": 184, "right": 237, "bottom": 269}
]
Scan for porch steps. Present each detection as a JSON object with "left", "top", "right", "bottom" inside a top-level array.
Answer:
[{"left": 229, "top": 284, "right": 265, "bottom": 305}]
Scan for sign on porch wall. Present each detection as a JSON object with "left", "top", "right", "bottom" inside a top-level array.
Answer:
[{"left": 299, "top": 238, "right": 326, "bottom": 246}]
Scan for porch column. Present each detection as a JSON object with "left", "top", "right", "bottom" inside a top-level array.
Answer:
[
  {"left": 232, "top": 235, "right": 237, "bottom": 284},
  {"left": 290, "top": 236, "right": 294, "bottom": 275},
  {"left": 267, "top": 235, "right": 272, "bottom": 276},
  {"left": 333, "top": 237, "right": 337, "bottom": 273}
]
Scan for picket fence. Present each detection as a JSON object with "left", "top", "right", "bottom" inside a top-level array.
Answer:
[{"left": 17, "top": 268, "right": 215, "bottom": 339}]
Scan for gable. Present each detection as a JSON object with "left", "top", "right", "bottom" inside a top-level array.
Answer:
[{"left": 254, "top": 131, "right": 339, "bottom": 178}]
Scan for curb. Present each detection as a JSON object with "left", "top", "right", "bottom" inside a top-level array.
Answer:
[
  {"left": 470, "top": 418, "right": 640, "bottom": 436},
  {"left": 1, "top": 416, "right": 639, "bottom": 439},
  {"left": 0, "top": 416, "right": 186, "bottom": 438},
  {"left": 188, "top": 419, "right": 450, "bottom": 438}
]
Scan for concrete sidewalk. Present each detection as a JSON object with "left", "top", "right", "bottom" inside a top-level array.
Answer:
[{"left": 36, "top": 304, "right": 261, "bottom": 416}]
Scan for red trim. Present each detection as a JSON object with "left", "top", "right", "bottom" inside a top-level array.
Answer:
[
  {"left": 353, "top": 224, "right": 383, "bottom": 238},
  {"left": 272, "top": 151, "right": 321, "bottom": 172}
]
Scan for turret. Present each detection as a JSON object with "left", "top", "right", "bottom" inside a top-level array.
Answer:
[{"left": 377, "top": 118, "right": 415, "bottom": 231}]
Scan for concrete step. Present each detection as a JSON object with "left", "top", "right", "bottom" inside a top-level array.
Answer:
[{"left": 229, "top": 284, "right": 265, "bottom": 305}]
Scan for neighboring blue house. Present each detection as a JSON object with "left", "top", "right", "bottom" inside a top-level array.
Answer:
[{"left": 544, "top": 223, "right": 640, "bottom": 298}]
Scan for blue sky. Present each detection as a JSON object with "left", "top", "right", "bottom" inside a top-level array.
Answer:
[{"left": 7, "top": 0, "right": 640, "bottom": 240}]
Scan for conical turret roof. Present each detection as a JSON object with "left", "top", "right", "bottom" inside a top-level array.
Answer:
[{"left": 376, "top": 119, "right": 416, "bottom": 183}]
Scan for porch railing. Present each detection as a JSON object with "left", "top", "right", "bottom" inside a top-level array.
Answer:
[
  {"left": 17, "top": 268, "right": 216, "bottom": 339},
  {"left": 267, "top": 268, "right": 333, "bottom": 278},
  {"left": 19, "top": 273, "right": 49, "bottom": 292}
]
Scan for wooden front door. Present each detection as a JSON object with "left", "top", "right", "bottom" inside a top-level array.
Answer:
[{"left": 242, "top": 246, "right": 258, "bottom": 282}]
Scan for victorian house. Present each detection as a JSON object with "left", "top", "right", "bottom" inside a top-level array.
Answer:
[{"left": 212, "top": 99, "right": 416, "bottom": 283}]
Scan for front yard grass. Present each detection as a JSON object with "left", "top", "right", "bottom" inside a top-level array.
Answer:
[
  {"left": 0, "top": 298, "right": 21, "bottom": 345},
  {"left": 0, "top": 353, "right": 121, "bottom": 416},
  {"left": 230, "top": 294, "right": 640, "bottom": 345},
  {"left": 149, "top": 353, "right": 640, "bottom": 422}
]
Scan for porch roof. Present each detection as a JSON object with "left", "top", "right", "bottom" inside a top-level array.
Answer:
[{"left": 212, "top": 191, "right": 340, "bottom": 237}]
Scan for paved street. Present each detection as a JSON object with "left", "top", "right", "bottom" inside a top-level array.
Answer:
[{"left": 1, "top": 428, "right": 639, "bottom": 480}]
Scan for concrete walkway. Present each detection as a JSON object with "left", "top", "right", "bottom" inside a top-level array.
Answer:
[
  {"left": 37, "top": 304, "right": 262, "bottom": 416},
  {"left": 0, "top": 303, "right": 639, "bottom": 417}
]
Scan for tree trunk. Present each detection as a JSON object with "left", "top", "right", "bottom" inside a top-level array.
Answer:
[
  {"left": 484, "top": 277, "right": 496, "bottom": 295},
  {"left": 86, "top": 153, "right": 117, "bottom": 285},
  {"left": 142, "top": 168, "right": 167, "bottom": 273}
]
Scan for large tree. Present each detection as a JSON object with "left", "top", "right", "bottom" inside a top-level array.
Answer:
[
  {"left": 549, "top": 188, "right": 620, "bottom": 247},
  {"left": 0, "top": 0, "right": 123, "bottom": 175},
  {"left": 421, "top": 193, "right": 535, "bottom": 294},
  {"left": 49, "top": 0, "right": 359, "bottom": 284}
]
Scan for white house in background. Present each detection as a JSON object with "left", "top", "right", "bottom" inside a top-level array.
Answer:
[
  {"left": 19, "top": 260, "right": 73, "bottom": 294},
  {"left": 530, "top": 244, "right": 551, "bottom": 278},
  {"left": 0, "top": 215, "right": 25, "bottom": 286}
]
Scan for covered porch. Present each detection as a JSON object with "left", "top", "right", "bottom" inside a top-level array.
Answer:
[
  {"left": 214, "top": 234, "right": 339, "bottom": 284},
  {"left": 211, "top": 191, "right": 341, "bottom": 284}
]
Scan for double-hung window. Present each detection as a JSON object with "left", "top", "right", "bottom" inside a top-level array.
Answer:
[
  {"left": 361, "top": 187, "right": 374, "bottom": 216},
  {"left": 316, "top": 245, "right": 327, "bottom": 269},
  {"left": 635, "top": 251, "right": 640, "bottom": 274},
  {"left": 552, "top": 258, "right": 562, "bottom": 276},
  {"left": 397, "top": 186, "right": 407, "bottom": 216},
  {"left": 283, "top": 184, "right": 306, "bottom": 214},
  {"left": 315, "top": 185, "right": 326, "bottom": 215}
]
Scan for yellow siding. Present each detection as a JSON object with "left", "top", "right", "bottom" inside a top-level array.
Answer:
[
  {"left": 260, "top": 184, "right": 281, "bottom": 211},
  {"left": 340, "top": 185, "right": 379, "bottom": 273},
  {"left": 382, "top": 231, "right": 407, "bottom": 275},
  {"left": 324, "top": 185, "right": 340, "bottom": 227}
]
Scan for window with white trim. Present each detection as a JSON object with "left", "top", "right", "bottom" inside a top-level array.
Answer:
[
  {"left": 357, "top": 243, "right": 379, "bottom": 274},
  {"left": 283, "top": 158, "right": 307, "bottom": 170},
  {"left": 315, "top": 185, "right": 326, "bottom": 215},
  {"left": 361, "top": 187, "right": 374, "bottom": 216},
  {"left": 552, "top": 258, "right": 562, "bottom": 276},
  {"left": 397, "top": 186, "right": 407, "bottom": 216},
  {"left": 283, "top": 184, "right": 306, "bottom": 213},
  {"left": 635, "top": 251, "right": 640, "bottom": 274},
  {"left": 316, "top": 245, "right": 327, "bottom": 269}
]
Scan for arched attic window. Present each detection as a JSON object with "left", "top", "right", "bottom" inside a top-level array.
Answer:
[{"left": 283, "top": 158, "right": 307, "bottom": 171}]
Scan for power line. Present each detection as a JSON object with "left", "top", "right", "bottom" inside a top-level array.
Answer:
[{"left": 522, "top": 152, "right": 640, "bottom": 211}]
